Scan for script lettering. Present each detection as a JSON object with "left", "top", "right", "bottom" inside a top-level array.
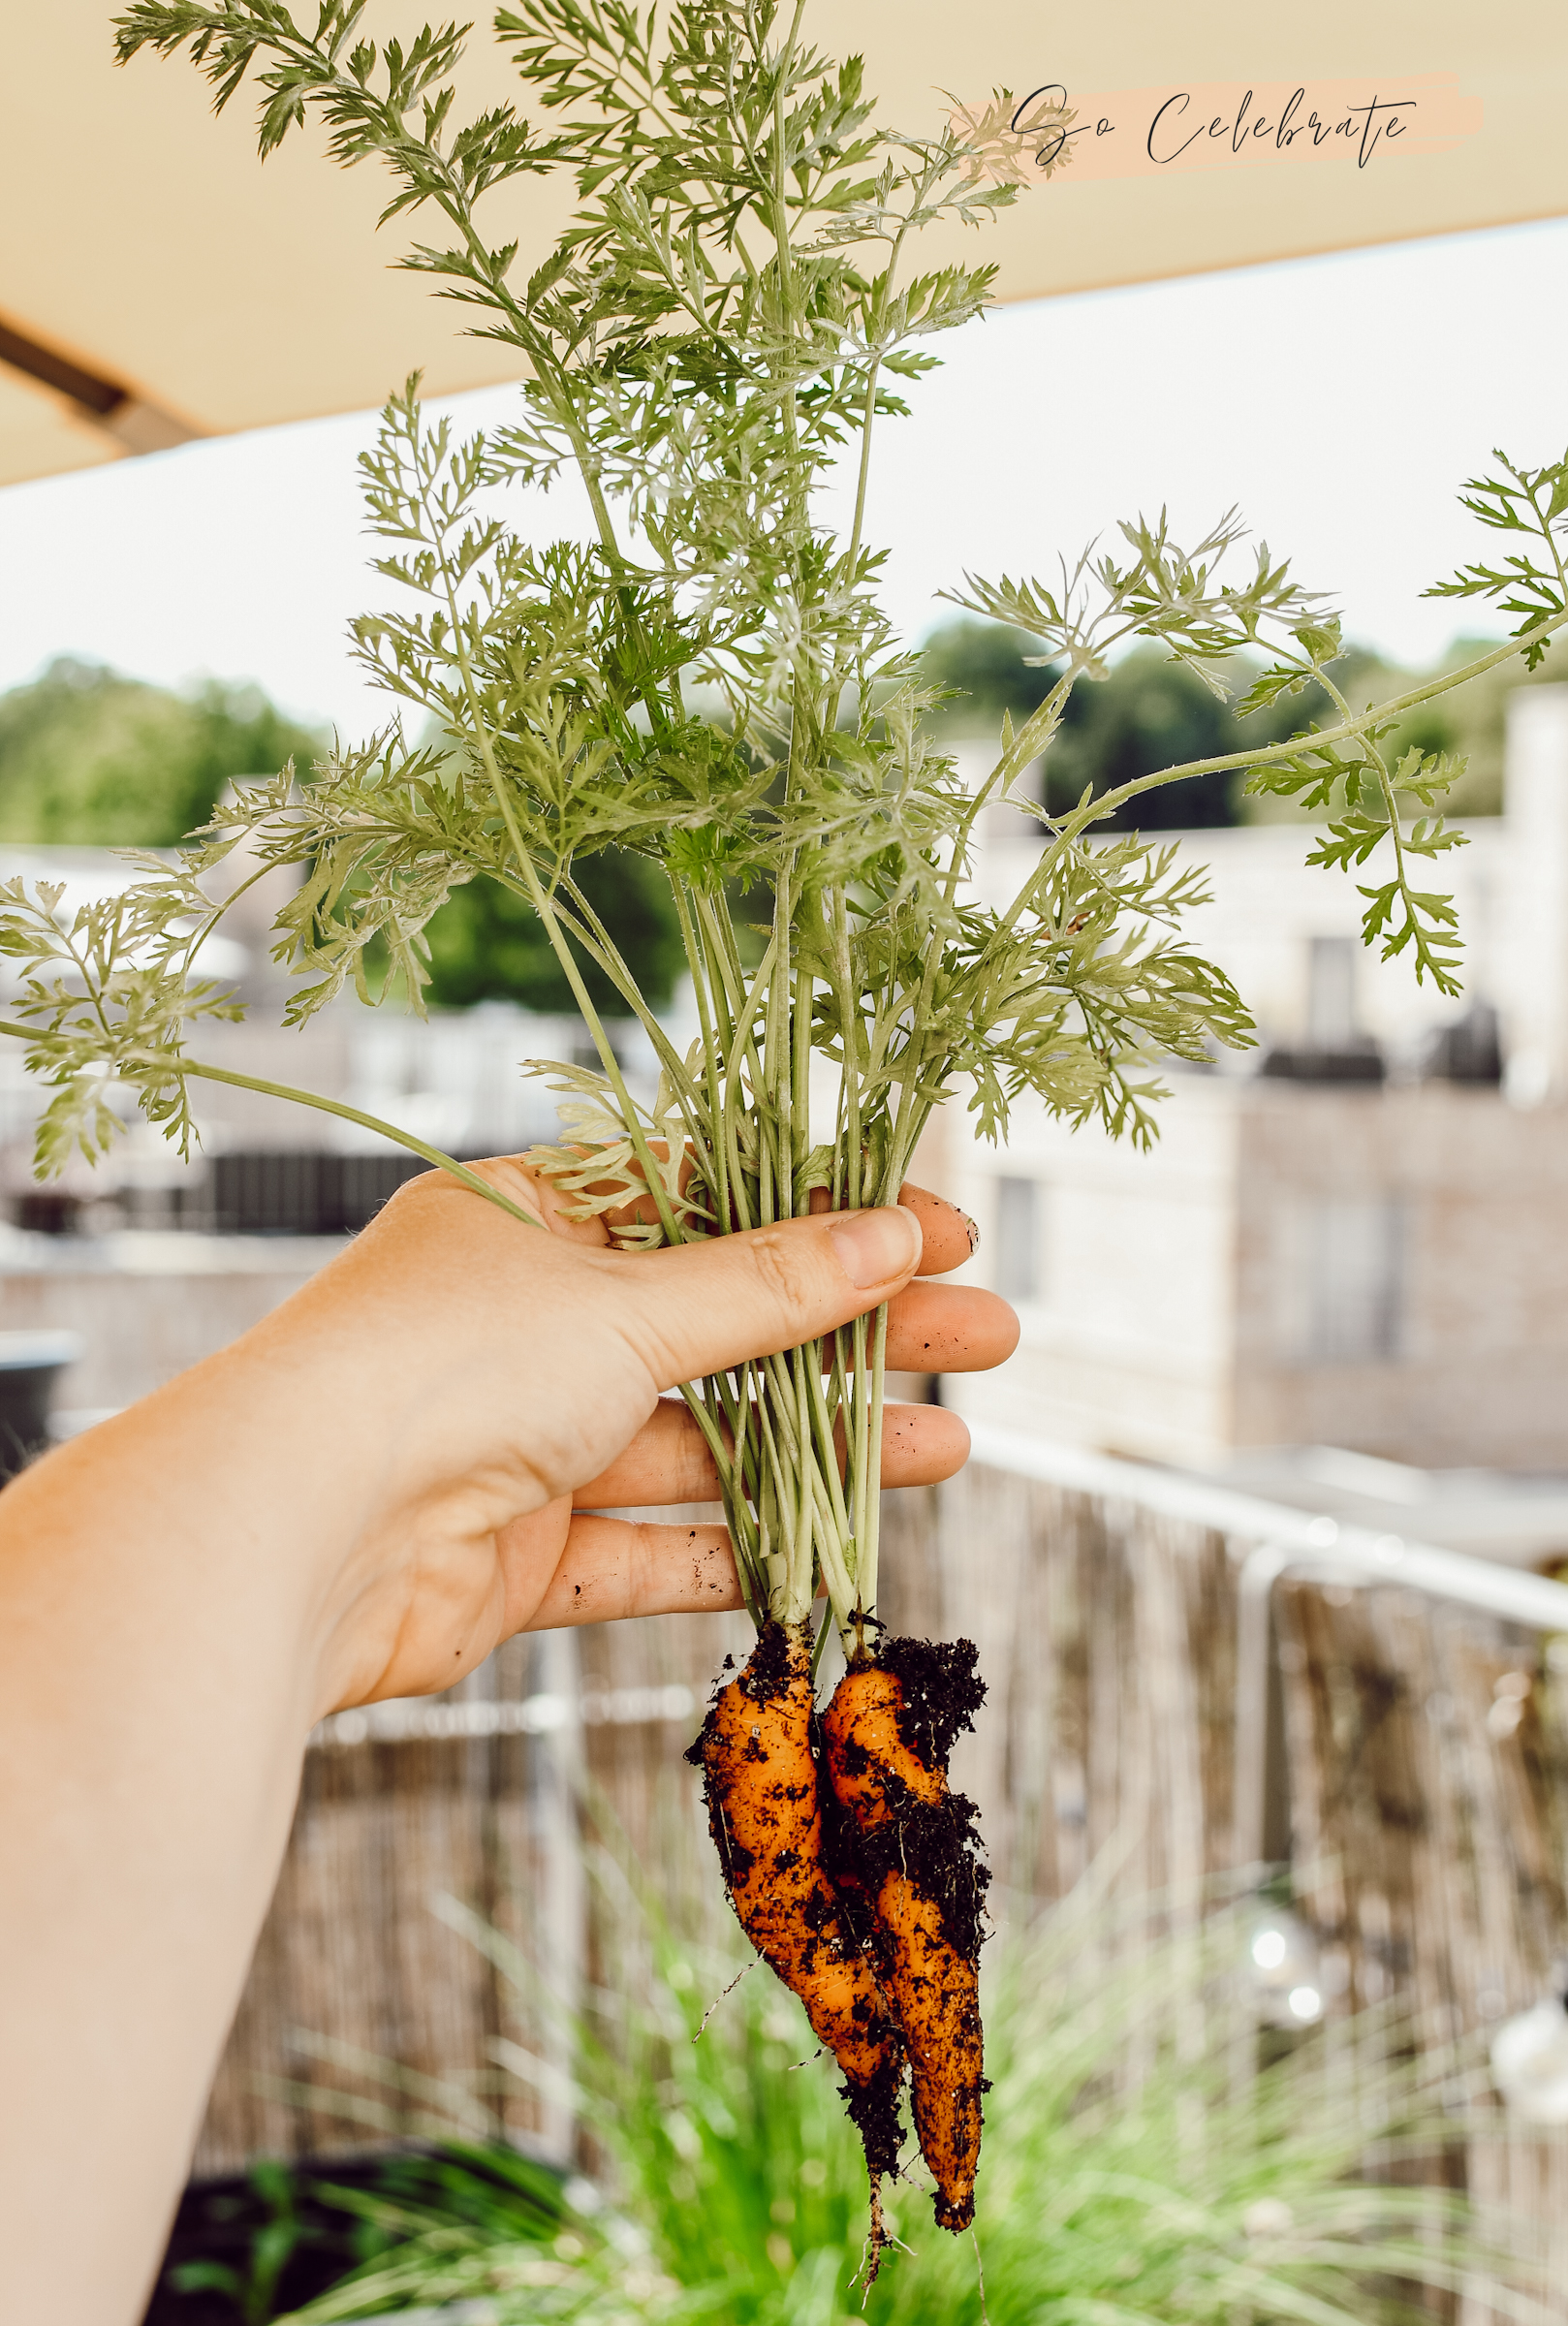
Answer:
[{"left": 967, "top": 71, "right": 1481, "bottom": 188}]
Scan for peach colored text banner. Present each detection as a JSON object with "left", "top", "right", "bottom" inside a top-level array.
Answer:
[{"left": 1011, "top": 76, "right": 1482, "bottom": 181}]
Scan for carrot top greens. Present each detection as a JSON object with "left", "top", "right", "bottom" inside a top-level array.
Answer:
[{"left": 1, "top": 0, "right": 1565, "bottom": 1643}]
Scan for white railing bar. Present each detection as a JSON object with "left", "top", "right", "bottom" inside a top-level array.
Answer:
[
  {"left": 309, "top": 1682, "right": 698, "bottom": 1752},
  {"left": 1232, "top": 1541, "right": 1296, "bottom": 1876},
  {"left": 965, "top": 1422, "right": 1568, "bottom": 1636}
]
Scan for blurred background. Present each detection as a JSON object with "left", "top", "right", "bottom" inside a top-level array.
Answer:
[{"left": 11, "top": 18, "right": 1568, "bottom": 2321}]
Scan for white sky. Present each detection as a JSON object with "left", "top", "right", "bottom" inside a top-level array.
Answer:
[{"left": 3, "top": 213, "right": 1567, "bottom": 738}]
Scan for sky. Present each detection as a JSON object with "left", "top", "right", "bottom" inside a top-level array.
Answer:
[{"left": 3, "top": 212, "right": 1567, "bottom": 738}]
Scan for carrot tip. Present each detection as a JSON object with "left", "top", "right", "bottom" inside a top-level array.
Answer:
[{"left": 856, "top": 2181, "right": 889, "bottom": 2292}]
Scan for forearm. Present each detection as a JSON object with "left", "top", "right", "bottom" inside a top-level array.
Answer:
[{"left": 0, "top": 1292, "right": 392, "bottom": 2324}]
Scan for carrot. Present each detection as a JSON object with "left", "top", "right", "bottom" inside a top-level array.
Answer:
[
  {"left": 687, "top": 1619, "right": 904, "bottom": 2209},
  {"left": 822, "top": 1636, "right": 990, "bottom": 2233}
]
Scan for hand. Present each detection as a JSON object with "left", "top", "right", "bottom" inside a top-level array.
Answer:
[{"left": 311, "top": 1158, "right": 1018, "bottom": 1714}]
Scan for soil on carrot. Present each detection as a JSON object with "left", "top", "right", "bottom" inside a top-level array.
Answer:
[
  {"left": 824, "top": 1636, "right": 992, "bottom": 1961},
  {"left": 880, "top": 1636, "right": 988, "bottom": 1776}
]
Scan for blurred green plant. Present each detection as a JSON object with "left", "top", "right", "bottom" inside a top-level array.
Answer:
[
  {"left": 167, "top": 2159, "right": 311, "bottom": 2325},
  {"left": 286, "top": 2144, "right": 590, "bottom": 2321},
  {"left": 417, "top": 850, "right": 685, "bottom": 1017},
  {"left": 0, "top": 658, "right": 322, "bottom": 849},
  {"left": 148, "top": 2143, "right": 575, "bottom": 2324},
  {"left": 273, "top": 1880, "right": 1546, "bottom": 2326}
]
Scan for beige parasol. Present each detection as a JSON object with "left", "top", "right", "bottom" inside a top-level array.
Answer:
[{"left": 4, "top": 0, "right": 1566, "bottom": 488}]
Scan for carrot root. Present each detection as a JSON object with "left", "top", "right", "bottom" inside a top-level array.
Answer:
[{"left": 822, "top": 1636, "right": 990, "bottom": 2234}]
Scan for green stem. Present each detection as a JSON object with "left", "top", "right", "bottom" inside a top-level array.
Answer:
[
  {"left": 672, "top": 879, "right": 730, "bottom": 1234},
  {"left": 415, "top": 442, "right": 686, "bottom": 1253},
  {"left": 857, "top": 1306, "right": 891, "bottom": 1622},
  {"left": 1315, "top": 665, "right": 1418, "bottom": 925}
]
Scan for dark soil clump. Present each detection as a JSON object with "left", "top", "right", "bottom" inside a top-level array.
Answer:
[
  {"left": 880, "top": 1633, "right": 988, "bottom": 1771},
  {"left": 826, "top": 1635, "right": 991, "bottom": 1960}
]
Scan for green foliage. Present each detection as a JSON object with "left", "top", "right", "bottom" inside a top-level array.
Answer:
[
  {"left": 1239, "top": 677, "right": 1472, "bottom": 996},
  {"left": 1223, "top": 445, "right": 1568, "bottom": 990},
  {"left": 1428, "top": 444, "right": 1568, "bottom": 669},
  {"left": 419, "top": 853, "right": 686, "bottom": 1016},
  {"left": 153, "top": 2143, "right": 574, "bottom": 2323},
  {"left": 283, "top": 2143, "right": 593, "bottom": 2321},
  {"left": 0, "top": 868, "right": 245, "bottom": 1171},
  {"left": 0, "top": 657, "right": 322, "bottom": 848},
  {"left": 277, "top": 1888, "right": 1537, "bottom": 2326},
  {"left": 950, "top": 506, "right": 1330, "bottom": 691}
]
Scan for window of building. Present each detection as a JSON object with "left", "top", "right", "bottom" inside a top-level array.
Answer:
[
  {"left": 1300, "top": 1198, "right": 1404, "bottom": 1363},
  {"left": 1306, "top": 935, "right": 1359, "bottom": 1048},
  {"left": 994, "top": 1175, "right": 1041, "bottom": 1303}
]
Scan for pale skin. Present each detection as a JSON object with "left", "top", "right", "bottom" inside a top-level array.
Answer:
[{"left": 0, "top": 1155, "right": 1017, "bottom": 2326}]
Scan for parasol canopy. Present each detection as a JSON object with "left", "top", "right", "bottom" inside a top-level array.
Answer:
[{"left": 4, "top": 0, "right": 1566, "bottom": 487}]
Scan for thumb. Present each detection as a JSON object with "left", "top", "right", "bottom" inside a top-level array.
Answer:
[{"left": 621, "top": 1206, "right": 925, "bottom": 1391}]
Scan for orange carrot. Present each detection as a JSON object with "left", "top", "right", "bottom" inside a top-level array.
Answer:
[
  {"left": 687, "top": 1619, "right": 904, "bottom": 2204},
  {"left": 822, "top": 1637, "right": 989, "bottom": 2233}
]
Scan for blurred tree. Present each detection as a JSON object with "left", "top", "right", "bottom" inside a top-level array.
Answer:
[
  {"left": 1045, "top": 647, "right": 1249, "bottom": 829},
  {"left": 919, "top": 618, "right": 1059, "bottom": 730},
  {"left": 922, "top": 616, "right": 1568, "bottom": 826},
  {"left": 420, "top": 854, "right": 686, "bottom": 1017},
  {"left": 920, "top": 620, "right": 1338, "bottom": 828},
  {"left": 0, "top": 663, "right": 685, "bottom": 1016},
  {"left": 0, "top": 657, "right": 323, "bottom": 846}
]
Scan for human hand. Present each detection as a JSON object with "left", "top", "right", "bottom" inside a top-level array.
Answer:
[{"left": 303, "top": 1159, "right": 1017, "bottom": 1716}]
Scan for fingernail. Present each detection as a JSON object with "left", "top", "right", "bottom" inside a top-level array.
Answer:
[{"left": 828, "top": 1206, "right": 923, "bottom": 1289}]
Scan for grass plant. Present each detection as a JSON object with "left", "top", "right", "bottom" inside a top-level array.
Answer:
[{"left": 270, "top": 1878, "right": 1547, "bottom": 2326}]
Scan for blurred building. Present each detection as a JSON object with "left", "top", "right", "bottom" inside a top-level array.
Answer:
[{"left": 937, "top": 686, "right": 1568, "bottom": 1496}]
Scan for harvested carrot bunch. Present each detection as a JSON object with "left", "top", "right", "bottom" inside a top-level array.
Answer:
[
  {"left": 823, "top": 1636, "right": 990, "bottom": 2232},
  {"left": 689, "top": 1607, "right": 989, "bottom": 2260}
]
